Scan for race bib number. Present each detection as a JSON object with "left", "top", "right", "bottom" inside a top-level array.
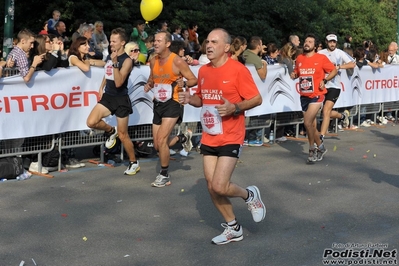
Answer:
[
  {"left": 104, "top": 60, "right": 114, "bottom": 81},
  {"left": 153, "top": 83, "right": 172, "bottom": 102},
  {"left": 200, "top": 105, "right": 223, "bottom": 135},
  {"left": 299, "top": 76, "right": 314, "bottom": 94}
]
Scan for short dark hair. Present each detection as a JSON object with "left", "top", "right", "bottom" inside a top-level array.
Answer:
[
  {"left": 158, "top": 21, "right": 167, "bottom": 30},
  {"left": 248, "top": 36, "right": 262, "bottom": 50},
  {"left": 111, "top": 27, "right": 128, "bottom": 43},
  {"left": 169, "top": 40, "right": 185, "bottom": 54},
  {"left": 17, "top": 28, "right": 35, "bottom": 42},
  {"left": 188, "top": 22, "right": 197, "bottom": 29},
  {"left": 304, "top": 33, "right": 319, "bottom": 51},
  {"left": 135, "top": 20, "right": 145, "bottom": 27}
]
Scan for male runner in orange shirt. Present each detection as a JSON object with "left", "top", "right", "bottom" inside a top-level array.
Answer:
[
  {"left": 179, "top": 28, "right": 266, "bottom": 245},
  {"left": 291, "top": 33, "right": 337, "bottom": 163}
]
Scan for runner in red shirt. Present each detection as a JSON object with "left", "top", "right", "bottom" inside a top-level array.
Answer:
[
  {"left": 179, "top": 28, "right": 266, "bottom": 245},
  {"left": 292, "top": 33, "right": 337, "bottom": 163}
]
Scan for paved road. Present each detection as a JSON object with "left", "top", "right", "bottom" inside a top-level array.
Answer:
[{"left": 1, "top": 124, "right": 398, "bottom": 266}]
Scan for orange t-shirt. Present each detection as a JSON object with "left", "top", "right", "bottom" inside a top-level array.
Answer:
[
  {"left": 153, "top": 52, "right": 181, "bottom": 102},
  {"left": 196, "top": 58, "right": 260, "bottom": 146},
  {"left": 294, "top": 53, "right": 335, "bottom": 98}
]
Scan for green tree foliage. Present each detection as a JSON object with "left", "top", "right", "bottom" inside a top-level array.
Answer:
[{"left": 0, "top": 0, "right": 397, "bottom": 50}]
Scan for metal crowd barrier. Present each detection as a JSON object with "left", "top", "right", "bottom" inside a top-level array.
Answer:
[
  {"left": 2, "top": 67, "right": 19, "bottom": 77},
  {"left": 357, "top": 103, "right": 382, "bottom": 127},
  {"left": 382, "top": 101, "right": 399, "bottom": 121}
]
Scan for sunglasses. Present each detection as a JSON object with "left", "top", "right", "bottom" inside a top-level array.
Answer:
[{"left": 130, "top": 49, "right": 140, "bottom": 53}]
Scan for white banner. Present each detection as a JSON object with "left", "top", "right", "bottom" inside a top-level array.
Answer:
[{"left": 1, "top": 64, "right": 399, "bottom": 140}]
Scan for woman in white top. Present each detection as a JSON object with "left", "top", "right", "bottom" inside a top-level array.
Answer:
[{"left": 68, "top": 36, "right": 104, "bottom": 71}]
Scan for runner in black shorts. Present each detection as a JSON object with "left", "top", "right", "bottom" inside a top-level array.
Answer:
[
  {"left": 200, "top": 144, "right": 242, "bottom": 158},
  {"left": 86, "top": 28, "right": 140, "bottom": 175},
  {"left": 152, "top": 99, "right": 184, "bottom": 125},
  {"left": 318, "top": 33, "right": 355, "bottom": 142},
  {"left": 144, "top": 31, "right": 197, "bottom": 188}
]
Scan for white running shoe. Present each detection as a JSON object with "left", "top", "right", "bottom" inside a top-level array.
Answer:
[
  {"left": 124, "top": 161, "right": 140, "bottom": 175},
  {"left": 105, "top": 127, "right": 118, "bottom": 149},
  {"left": 246, "top": 185, "right": 266, "bottom": 222},
  {"left": 151, "top": 173, "right": 171, "bottom": 187},
  {"left": 182, "top": 129, "right": 193, "bottom": 152},
  {"left": 211, "top": 223, "right": 243, "bottom": 245}
]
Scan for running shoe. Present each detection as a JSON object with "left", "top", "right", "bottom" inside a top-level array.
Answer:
[
  {"left": 124, "top": 161, "right": 140, "bottom": 175},
  {"left": 182, "top": 129, "right": 193, "bottom": 152},
  {"left": 151, "top": 173, "right": 171, "bottom": 187},
  {"left": 317, "top": 145, "right": 328, "bottom": 161},
  {"left": 342, "top": 110, "right": 350, "bottom": 128},
  {"left": 65, "top": 158, "right": 83, "bottom": 168},
  {"left": 211, "top": 223, "right": 243, "bottom": 245},
  {"left": 248, "top": 140, "right": 263, "bottom": 147},
  {"left": 105, "top": 127, "right": 118, "bottom": 149},
  {"left": 246, "top": 185, "right": 266, "bottom": 222},
  {"left": 308, "top": 149, "right": 318, "bottom": 162}
]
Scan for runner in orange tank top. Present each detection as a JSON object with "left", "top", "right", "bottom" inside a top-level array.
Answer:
[{"left": 144, "top": 31, "right": 197, "bottom": 187}]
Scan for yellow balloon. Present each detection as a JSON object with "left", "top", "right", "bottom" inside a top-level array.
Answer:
[{"left": 140, "top": 0, "right": 163, "bottom": 22}]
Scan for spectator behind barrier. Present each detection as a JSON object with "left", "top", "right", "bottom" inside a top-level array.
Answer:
[
  {"left": 80, "top": 24, "right": 103, "bottom": 61},
  {"left": 68, "top": 36, "right": 102, "bottom": 71},
  {"left": 47, "top": 10, "right": 60, "bottom": 35},
  {"left": 124, "top": 41, "right": 140, "bottom": 65},
  {"left": 33, "top": 34, "right": 68, "bottom": 71},
  {"left": 92, "top": 21, "right": 109, "bottom": 61},
  {"left": 6, "top": 28, "right": 44, "bottom": 83}
]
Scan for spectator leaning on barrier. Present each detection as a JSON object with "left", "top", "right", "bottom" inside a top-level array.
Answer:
[
  {"left": 86, "top": 28, "right": 140, "bottom": 176},
  {"left": 32, "top": 35, "right": 68, "bottom": 71},
  {"left": 242, "top": 36, "right": 267, "bottom": 80},
  {"left": 242, "top": 36, "right": 268, "bottom": 146},
  {"left": 6, "top": 29, "right": 44, "bottom": 83},
  {"left": 263, "top": 43, "right": 279, "bottom": 65},
  {"left": 68, "top": 36, "right": 103, "bottom": 71}
]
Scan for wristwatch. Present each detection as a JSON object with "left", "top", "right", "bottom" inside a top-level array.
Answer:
[
  {"left": 233, "top": 103, "right": 241, "bottom": 116},
  {"left": 323, "top": 79, "right": 328, "bottom": 84},
  {"left": 112, "top": 62, "right": 119, "bottom": 68}
]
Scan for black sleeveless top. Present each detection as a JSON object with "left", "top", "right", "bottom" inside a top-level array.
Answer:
[{"left": 104, "top": 53, "right": 131, "bottom": 96}]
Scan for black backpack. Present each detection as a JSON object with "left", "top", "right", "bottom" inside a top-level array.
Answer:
[{"left": 0, "top": 157, "right": 24, "bottom": 179}]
